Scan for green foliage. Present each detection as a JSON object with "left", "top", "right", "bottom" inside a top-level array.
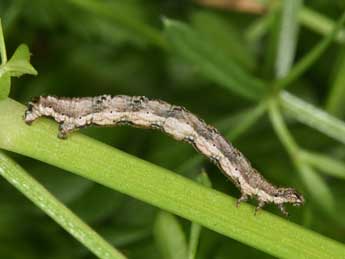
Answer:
[
  {"left": 1, "top": 99, "right": 345, "bottom": 259},
  {"left": 0, "top": 151, "right": 126, "bottom": 259},
  {"left": 154, "top": 212, "right": 188, "bottom": 259},
  {"left": 0, "top": 0, "right": 345, "bottom": 258},
  {"left": 163, "top": 18, "right": 266, "bottom": 100},
  {"left": 0, "top": 19, "right": 37, "bottom": 99}
]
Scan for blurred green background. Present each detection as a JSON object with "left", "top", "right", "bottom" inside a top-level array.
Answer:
[{"left": 1, "top": 0, "right": 345, "bottom": 258}]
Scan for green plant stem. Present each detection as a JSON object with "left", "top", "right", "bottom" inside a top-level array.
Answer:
[
  {"left": 188, "top": 172, "right": 211, "bottom": 259},
  {"left": 300, "top": 7, "right": 345, "bottom": 44},
  {"left": 280, "top": 91, "right": 345, "bottom": 145},
  {"left": 154, "top": 211, "right": 188, "bottom": 259},
  {"left": 300, "top": 151, "right": 345, "bottom": 180},
  {"left": 1, "top": 98, "right": 345, "bottom": 258},
  {"left": 268, "top": 99, "right": 335, "bottom": 213},
  {"left": 0, "top": 151, "right": 126, "bottom": 259},
  {"left": 275, "top": 9, "right": 345, "bottom": 89},
  {"left": 246, "top": 6, "right": 345, "bottom": 45},
  {"left": 188, "top": 221, "right": 201, "bottom": 259},
  {"left": 245, "top": 10, "right": 277, "bottom": 42},
  {"left": 275, "top": 0, "right": 302, "bottom": 78},
  {"left": 325, "top": 48, "right": 345, "bottom": 117},
  {"left": 0, "top": 18, "right": 7, "bottom": 65}
]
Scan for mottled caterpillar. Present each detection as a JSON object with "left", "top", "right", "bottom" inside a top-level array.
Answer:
[{"left": 24, "top": 95, "right": 304, "bottom": 215}]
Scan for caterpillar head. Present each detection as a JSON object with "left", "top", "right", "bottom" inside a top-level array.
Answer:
[{"left": 273, "top": 187, "right": 304, "bottom": 206}]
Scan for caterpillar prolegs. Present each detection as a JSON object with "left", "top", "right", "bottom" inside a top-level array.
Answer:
[{"left": 24, "top": 95, "right": 304, "bottom": 215}]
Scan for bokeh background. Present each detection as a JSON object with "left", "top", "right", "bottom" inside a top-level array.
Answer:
[{"left": 1, "top": 0, "right": 345, "bottom": 258}]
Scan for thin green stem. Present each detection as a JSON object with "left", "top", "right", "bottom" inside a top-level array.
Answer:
[
  {"left": 280, "top": 91, "right": 345, "bottom": 145},
  {"left": 188, "top": 221, "right": 201, "bottom": 259},
  {"left": 187, "top": 172, "right": 211, "bottom": 259},
  {"left": 275, "top": 9, "right": 345, "bottom": 90},
  {"left": 0, "top": 151, "right": 126, "bottom": 259},
  {"left": 154, "top": 211, "right": 188, "bottom": 259},
  {"left": 1, "top": 98, "right": 345, "bottom": 258},
  {"left": 325, "top": 47, "right": 345, "bottom": 117},
  {"left": 275, "top": 0, "right": 302, "bottom": 78},
  {"left": 267, "top": 99, "right": 299, "bottom": 155},
  {"left": 0, "top": 18, "right": 7, "bottom": 65},
  {"left": 245, "top": 9, "right": 277, "bottom": 42},
  {"left": 300, "top": 151, "right": 345, "bottom": 180},
  {"left": 268, "top": 99, "right": 335, "bottom": 213},
  {"left": 300, "top": 7, "right": 345, "bottom": 44}
]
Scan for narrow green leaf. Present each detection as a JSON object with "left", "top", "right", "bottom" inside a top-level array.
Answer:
[
  {"left": 268, "top": 100, "right": 335, "bottom": 213},
  {"left": 154, "top": 211, "right": 188, "bottom": 259},
  {"left": 191, "top": 10, "right": 255, "bottom": 70},
  {"left": 300, "top": 151, "right": 345, "bottom": 180},
  {"left": 0, "top": 151, "right": 126, "bottom": 259},
  {"left": 1, "top": 99, "right": 345, "bottom": 258},
  {"left": 299, "top": 7, "right": 345, "bottom": 44},
  {"left": 247, "top": 7, "right": 345, "bottom": 46},
  {"left": 188, "top": 223, "right": 201, "bottom": 259},
  {"left": 5, "top": 44, "right": 37, "bottom": 77},
  {"left": 163, "top": 18, "right": 266, "bottom": 101},
  {"left": 275, "top": 0, "right": 303, "bottom": 78},
  {"left": 0, "top": 18, "right": 7, "bottom": 65},
  {"left": 0, "top": 72, "right": 10, "bottom": 100},
  {"left": 325, "top": 48, "right": 345, "bottom": 118},
  {"left": 276, "top": 10, "right": 345, "bottom": 89},
  {"left": 268, "top": 99, "right": 299, "bottom": 156},
  {"left": 245, "top": 10, "right": 276, "bottom": 43},
  {"left": 280, "top": 91, "right": 345, "bottom": 145},
  {"left": 188, "top": 172, "right": 211, "bottom": 259},
  {"left": 295, "top": 162, "right": 335, "bottom": 214}
]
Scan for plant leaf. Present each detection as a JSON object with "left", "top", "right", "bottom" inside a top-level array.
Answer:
[
  {"left": 6, "top": 44, "right": 37, "bottom": 77},
  {"left": 0, "top": 151, "right": 126, "bottom": 259},
  {"left": 280, "top": 91, "right": 345, "bottom": 145},
  {"left": 325, "top": 47, "right": 345, "bottom": 118},
  {"left": 275, "top": 0, "right": 303, "bottom": 78},
  {"left": 191, "top": 10, "right": 255, "bottom": 70},
  {"left": 276, "top": 10, "right": 345, "bottom": 89},
  {"left": 154, "top": 211, "right": 188, "bottom": 259},
  {"left": 299, "top": 7, "right": 345, "bottom": 44},
  {"left": 296, "top": 162, "right": 335, "bottom": 214},
  {"left": 163, "top": 18, "right": 266, "bottom": 100},
  {"left": 188, "top": 171, "right": 211, "bottom": 259},
  {"left": 300, "top": 151, "right": 345, "bottom": 180}
]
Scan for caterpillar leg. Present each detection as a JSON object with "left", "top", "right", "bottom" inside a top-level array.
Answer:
[
  {"left": 58, "top": 122, "right": 76, "bottom": 139},
  {"left": 254, "top": 201, "right": 265, "bottom": 215},
  {"left": 236, "top": 194, "right": 249, "bottom": 207},
  {"left": 278, "top": 204, "right": 289, "bottom": 217}
]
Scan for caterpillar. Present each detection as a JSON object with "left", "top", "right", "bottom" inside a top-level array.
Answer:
[{"left": 24, "top": 95, "right": 304, "bottom": 215}]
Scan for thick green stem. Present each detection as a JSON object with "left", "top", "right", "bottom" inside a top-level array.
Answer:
[{"left": 0, "top": 98, "right": 345, "bottom": 258}]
